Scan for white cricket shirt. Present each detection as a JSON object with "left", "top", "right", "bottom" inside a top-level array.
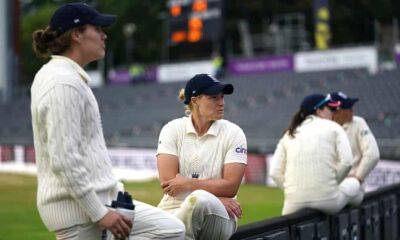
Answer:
[
  {"left": 343, "top": 116, "right": 380, "bottom": 180},
  {"left": 157, "top": 115, "right": 247, "bottom": 209}
]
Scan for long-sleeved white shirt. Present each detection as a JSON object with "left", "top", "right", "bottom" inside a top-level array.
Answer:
[
  {"left": 343, "top": 116, "right": 380, "bottom": 180},
  {"left": 31, "top": 55, "right": 117, "bottom": 231},
  {"left": 270, "top": 115, "right": 354, "bottom": 203}
]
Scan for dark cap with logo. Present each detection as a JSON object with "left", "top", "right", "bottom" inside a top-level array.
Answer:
[
  {"left": 330, "top": 91, "right": 359, "bottom": 109},
  {"left": 184, "top": 74, "right": 234, "bottom": 105},
  {"left": 49, "top": 3, "right": 116, "bottom": 34},
  {"left": 300, "top": 93, "right": 341, "bottom": 114}
]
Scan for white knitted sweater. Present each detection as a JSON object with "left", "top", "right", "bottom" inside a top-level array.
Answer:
[
  {"left": 31, "top": 56, "right": 117, "bottom": 231},
  {"left": 344, "top": 116, "right": 380, "bottom": 180},
  {"left": 270, "top": 115, "right": 354, "bottom": 203}
]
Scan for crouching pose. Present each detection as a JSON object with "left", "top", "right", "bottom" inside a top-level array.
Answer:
[{"left": 157, "top": 74, "right": 248, "bottom": 240}]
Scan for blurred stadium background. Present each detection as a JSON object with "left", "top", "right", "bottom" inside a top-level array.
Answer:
[{"left": 0, "top": 0, "right": 400, "bottom": 239}]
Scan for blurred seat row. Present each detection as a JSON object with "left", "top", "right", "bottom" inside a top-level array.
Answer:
[{"left": 1, "top": 68, "right": 399, "bottom": 156}]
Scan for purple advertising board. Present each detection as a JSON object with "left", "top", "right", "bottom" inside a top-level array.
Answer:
[
  {"left": 108, "top": 66, "right": 158, "bottom": 85},
  {"left": 108, "top": 69, "right": 132, "bottom": 84},
  {"left": 396, "top": 53, "right": 400, "bottom": 63},
  {"left": 227, "top": 55, "right": 294, "bottom": 75}
]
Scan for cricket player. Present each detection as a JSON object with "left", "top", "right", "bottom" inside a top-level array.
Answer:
[
  {"left": 156, "top": 74, "right": 247, "bottom": 240},
  {"left": 270, "top": 93, "right": 363, "bottom": 215},
  {"left": 31, "top": 3, "right": 184, "bottom": 239},
  {"left": 330, "top": 91, "right": 380, "bottom": 184}
]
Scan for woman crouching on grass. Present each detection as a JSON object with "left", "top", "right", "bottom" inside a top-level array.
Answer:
[
  {"left": 156, "top": 74, "right": 247, "bottom": 240},
  {"left": 270, "top": 93, "right": 364, "bottom": 215}
]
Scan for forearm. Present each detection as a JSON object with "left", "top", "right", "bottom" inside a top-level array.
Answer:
[
  {"left": 355, "top": 155, "right": 379, "bottom": 180},
  {"left": 356, "top": 136, "right": 380, "bottom": 180},
  {"left": 189, "top": 178, "right": 239, "bottom": 198},
  {"left": 51, "top": 152, "right": 109, "bottom": 221},
  {"left": 270, "top": 172, "right": 284, "bottom": 189},
  {"left": 336, "top": 163, "right": 352, "bottom": 183}
]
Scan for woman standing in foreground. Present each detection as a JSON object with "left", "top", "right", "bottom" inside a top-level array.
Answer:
[
  {"left": 31, "top": 3, "right": 184, "bottom": 239},
  {"left": 270, "top": 93, "right": 363, "bottom": 215},
  {"left": 156, "top": 74, "right": 247, "bottom": 240}
]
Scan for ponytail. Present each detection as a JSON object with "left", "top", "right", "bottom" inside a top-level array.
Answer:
[
  {"left": 286, "top": 109, "right": 310, "bottom": 138},
  {"left": 32, "top": 26, "right": 86, "bottom": 59},
  {"left": 178, "top": 88, "right": 192, "bottom": 116}
]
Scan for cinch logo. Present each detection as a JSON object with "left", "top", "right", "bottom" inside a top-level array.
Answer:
[{"left": 235, "top": 147, "right": 247, "bottom": 154}]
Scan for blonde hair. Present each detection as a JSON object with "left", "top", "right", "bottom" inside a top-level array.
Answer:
[
  {"left": 178, "top": 88, "right": 193, "bottom": 116},
  {"left": 32, "top": 26, "right": 86, "bottom": 59}
]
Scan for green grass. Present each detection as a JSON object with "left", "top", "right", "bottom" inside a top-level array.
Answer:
[{"left": 0, "top": 173, "right": 283, "bottom": 239}]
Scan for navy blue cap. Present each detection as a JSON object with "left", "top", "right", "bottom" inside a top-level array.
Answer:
[
  {"left": 300, "top": 93, "right": 341, "bottom": 114},
  {"left": 49, "top": 3, "right": 116, "bottom": 34},
  {"left": 184, "top": 74, "right": 234, "bottom": 105},
  {"left": 330, "top": 91, "right": 359, "bottom": 109}
]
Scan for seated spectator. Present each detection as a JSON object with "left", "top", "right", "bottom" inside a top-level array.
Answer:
[
  {"left": 156, "top": 74, "right": 247, "bottom": 240},
  {"left": 270, "top": 93, "right": 363, "bottom": 215}
]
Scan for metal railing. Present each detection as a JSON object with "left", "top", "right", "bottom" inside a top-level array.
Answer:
[{"left": 231, "top": 183, "right": 400, "bottom": 240}]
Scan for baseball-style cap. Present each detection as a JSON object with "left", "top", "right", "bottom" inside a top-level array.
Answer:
[
  {"left": 184, "top": 74, "right": 234, "bottom": 105},
  {"left": 330, "top": 91, "right": 359, "bottom": 109},
  {"left": 49, "top": 3, "right": 116, "bottom": 34},
  {"left": 300, "top": 93, "right": 341, "bottom": 114}
]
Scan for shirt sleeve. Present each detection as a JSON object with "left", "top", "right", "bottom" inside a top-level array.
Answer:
[
  {"left": 45, "top": 84, "right": 108, "bottom": 222},
  {"left": 335, "top": 125, "right": 353, "bottom": 183},
  {"left": 355, "top": 118, "right": 380, "bottom": 180},
  {"left": 224, "top": 128, "right": 247, "bottom": 164},
  {"left": 157, "top": 122, "right": 178, "bottom": 156},
  {"left": 269, "top": 136, "right": 287, "bottom": 189}
]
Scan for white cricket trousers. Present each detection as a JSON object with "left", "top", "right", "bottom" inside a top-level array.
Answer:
[
  {"left": 282, "top": 177, "right": 364, "bottom": 215},
  {"left": 169, "top": 190, "right": 236, "bottom": 240},
  {"left": 55, "top": 182, "right": 185, "bottom": 240},
  {"left": 55, "top": 200, "right": 185, "bottom": 240}
]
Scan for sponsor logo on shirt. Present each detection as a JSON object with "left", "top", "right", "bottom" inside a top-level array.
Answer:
[{"left": 235, "top": 146, "right": 247, "bottom": 154}]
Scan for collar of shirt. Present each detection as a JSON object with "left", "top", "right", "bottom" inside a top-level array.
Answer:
[
  {"left": 304, "top": 114, "right": 317, "bottom": 124},
  {"left": 51, "top": 55, "right": 91, "bottom": 84},
  {"left": 185, "top": 115, "right": 220, "bottom": 137},
  {"left": 342, "top": 118, "right": 354, "bottom": 130}
]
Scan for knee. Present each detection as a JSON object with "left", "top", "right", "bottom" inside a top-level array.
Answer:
[
  {"left": 155, "top": 215, "right": 186, "bottom": 238},
  {"left": 190, "top": 190, "right": 218, "bottom": 210},
  {"left": 188, "top": 190, "right": 228, "bottom": 218},
  {"left": 339, "top": 177, "right": 361, "bottom": 197},
  {"left": 190, "top": 189, "right": 214, "bottom": 199}
]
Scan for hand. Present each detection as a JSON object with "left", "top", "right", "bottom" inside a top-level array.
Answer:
[
  {"left": 348, "top": 174, "right": 363, "bottom": 184},
  {"left": 219, "top": 197, "right": 242, "bottom": 219},
  {"left": 98, "top": 210, "right": 132, "bottom": 239},
  {"left": 161, "top": 174, "right": 192, "bottom": 197}
]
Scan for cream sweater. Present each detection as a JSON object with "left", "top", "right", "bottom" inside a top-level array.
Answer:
[
  {"left": 343, "top": 116, "right": 380, "bottom": 180},
  {"left": 31, "top": 56, "right": 116, "bottom": 231},
  {"left": 270, "top": 115, "right": 354, "bottom": 203}
]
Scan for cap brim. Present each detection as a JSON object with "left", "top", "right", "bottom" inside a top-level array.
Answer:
[
  {"left": 91, "top": 14, "right": 117, "bottom": 27},
  {"left": 203, "top": 83, "right": 234, "bottom": 95},
  {"left": 327, "top": 100, "right": 341, "bottom": 108}
]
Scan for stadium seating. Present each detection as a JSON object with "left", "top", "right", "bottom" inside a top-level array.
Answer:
[{"left": 1, "top": 68, "right": 400, "bottom": 158}]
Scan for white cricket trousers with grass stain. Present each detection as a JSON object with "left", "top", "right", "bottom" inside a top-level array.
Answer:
[
  {"left": 168, "top": 190, "right": 236, "bottom": 240},
  {"left": 282, "top": 177, "right": 365, "bottom": 215}
]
